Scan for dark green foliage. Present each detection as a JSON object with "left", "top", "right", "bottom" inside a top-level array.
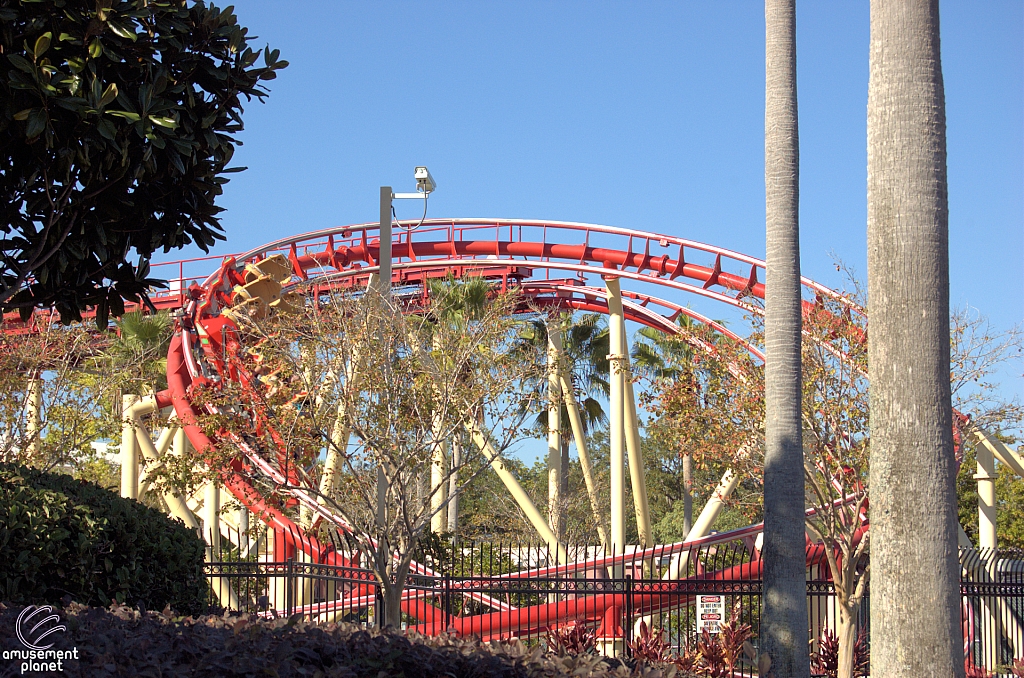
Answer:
[
  {"left": 0, "top": 0, "right": 286, "bottom": 324},
  {"left": 0, "top": 464, "right": 206, "bottom": 613},
  {"left": 0, "top": 602, "right": 685, "bottom": 677}
]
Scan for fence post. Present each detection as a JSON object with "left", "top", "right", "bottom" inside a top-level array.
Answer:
[
  {"left": 443, "top": 573, "right": 451, "bottom": 633},
  {"left": 285, "top": 560, "right": 294, "bottom": 618},
  {"left": 625, "top": 574, "right": 634, "bottom": 656}
]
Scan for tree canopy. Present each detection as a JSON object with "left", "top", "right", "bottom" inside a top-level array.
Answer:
[{"left": 0, "top": 0, "right": 286, "bottom": 324}]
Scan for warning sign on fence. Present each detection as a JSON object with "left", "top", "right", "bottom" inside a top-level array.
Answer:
[{"left": 696, "top": 595, "right": 725, "bottom": 634}]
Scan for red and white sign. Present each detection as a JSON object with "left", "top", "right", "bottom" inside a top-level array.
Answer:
[{"left": 696, "top": 595, "right": 725, "bottom": 634}]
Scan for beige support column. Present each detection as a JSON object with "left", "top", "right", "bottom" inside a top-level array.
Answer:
[
  {"left": 159, "top": 422, "right": 205, "bottom": 534},
  {"left": 201, "top": 481, "right": 240, "bottom": 610},
  {"left": 447, "top": 434, "right": 461, "bottom": 534},
  {"left": 620, "top": 331, "right": 653, "bottom": 547},
  {"left": 128, "top": 403, "right": 238, "bottom": 608},
  {"left": 173, "top": 423, "right": 188, "bottom": 458},
  {"left": 558, "top": 366, "right": 609, "bottom": 548},
  {"left": 607, "top": 274, "right": 654, "bottom": 554},
  {"left": 430, "top": 332, "right": 449, "bottom": 533},
  {"left": 204, "top": 482, "right": 221, "bottom": 559},
  {"left": 976, "top": 439, "right": 1000, "bottom": 670},
  {"left": 134, "top": 419, "right": 196, "bottom": 525},
  {"left": 974, "top": 427, "right": 1024, "bottom": 477},
  {"left": 547, "top": 321, "right": 563, "bottom": 543},
  {"left": 138, "top": 417, "right": 179, "bottom": 500},
  {"left": 268, "top": 530, "right": 289, "bottom": 613},
  {"left": 408, "top": 333, "right": 566, "bottom": 560},
  {"left": 24, "top": 375, "right": 42, "bottom": 458},
  {"left": 976, "top": 437, "right": 998, "bottom": 551},
  {"left": 320, "top": 355, "right": 361, "bottom": 508},
  {"left": 466, "top": 421, "right": 567, "bottom": 563},
  {"left": 972, "top": 428, "right": 1024, "bottom": 664},
  {"left": 429, "top": 425, "right": 449, "bottom": 532},
  {"left": 635, "top": 469, "right": 739, "bottom": 635},
  {"left": 120, "top": 394, "right": 140, "bottom": 499},
  {"left": 606, "top": 278, "right": 626, "bottom": 562},
  {"left": 237, "top": 505, "right": 251, "bottom": 552},
  {"left": 666, "top": 469, "right": 739, "bottom": 580}
]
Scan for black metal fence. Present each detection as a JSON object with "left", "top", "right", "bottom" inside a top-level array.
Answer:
[
  {"left": 961, "top": 548, "right": 1024, "bottom": 676},
  {"left": 201, "top": 527, "right": 1022, "bottom": 676}
]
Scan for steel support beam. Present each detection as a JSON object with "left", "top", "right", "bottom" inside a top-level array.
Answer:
[
  {"left": 466, "top": 420, "right": 567, "bottom": 563},
  {"left": 557, "top": 363, "right": 609, "bottom": 549},
  {"left": 667, "top": 468, "right": 739, "bottom": 580},
  {"left": 24, "top": 374, "right": 41, "bottom": 458},
  {"left": 976, "top": 437, "right": 998, "bottom": 552},
  {"left": 975, "top": 435, "right": 1000, "bottom": 669},
  {"left": 606, "top": 278, "right": 626, "bottom": 561},
  {"left": 429, "top": 333, "right": 450, "bottom": 533},
  {"left": 320, "top": 355, "right": 360, "bottom": 511},
  {"left": 138, "top": 416, "right": 179, "bottom": 499},
  {"left": 605, "top": 277, "right": 653, "bottom": 549},
  {"left": 204, "top": 482, "right": 221, "bottom": 558},
  {"left": 447, "top": 434, "right": 461, "bottom": 534},
  {"left": 430, "top": 419, "right": 450, "bottom": 533},
  {"left": 620, "top": 325, "right": 653, "bottom": 547},
  {"left": 974, "top": 427, "right": 1024, "bottom": 478},
  {"left": 120, "top": 394, "right": 140, "bottom": 499}
]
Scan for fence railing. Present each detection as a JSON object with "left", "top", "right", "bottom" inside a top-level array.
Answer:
[{"left": 201, "top": 529, "right": 1022, "bottom": 676}]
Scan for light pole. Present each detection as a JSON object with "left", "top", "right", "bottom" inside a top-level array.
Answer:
[{"left": 375, "top": 168, "right": 437, "bottom": 528}]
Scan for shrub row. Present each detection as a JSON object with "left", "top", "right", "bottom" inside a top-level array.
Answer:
[
  {"left": 0, "top": 602, "right": 690, "bottom": 678},
  {"left": 0, "top": 464, "right": 206, "bottom": 614}
]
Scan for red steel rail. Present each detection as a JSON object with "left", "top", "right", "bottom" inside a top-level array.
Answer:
[{"left": 5, "top": 218, "right": 872, "bottom": 635}]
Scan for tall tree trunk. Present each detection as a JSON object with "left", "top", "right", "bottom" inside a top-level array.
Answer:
[
  {"left": 547, "top": 322, "right": 564, "bottom": 544},
  {"left": 867, "top": 1, "right": 963, "bottom": 676},
  {"left": 762, "top": 1, "right": 809, "bottom": 676},
  {"left": 836, "top": 602, "right": 858, "bottom": 678}
]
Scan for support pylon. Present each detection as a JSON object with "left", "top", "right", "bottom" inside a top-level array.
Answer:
[
  {"left": 606, "top": 278, "right": 626, "bottom": 567},
  {"left": 120, "top": 394, "right": 140, "bottom": 500}
]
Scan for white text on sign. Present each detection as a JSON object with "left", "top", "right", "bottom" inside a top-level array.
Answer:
[{"left": 696, "top": 594, "right": 725, "bottom": 634}]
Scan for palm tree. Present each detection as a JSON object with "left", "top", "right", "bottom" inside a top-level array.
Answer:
[
  {"left": 423, "top": 275, "right": 494, "bottom": 533},
  {"left": 867, "top": 1, "right": 962, "bottom": 676},
  {"left": 516, "top": 312, "right": 609, "bottom": 542},
  {"left": 103, "top": 311, "right": 173, "bottom": 393},
  {"left": 762, "top": 0, "right": 810, "bottom": 676}
]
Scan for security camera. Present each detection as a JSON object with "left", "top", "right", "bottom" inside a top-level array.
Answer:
[{"left": 414, "top": 166, "right": 436, "bottom": 194}]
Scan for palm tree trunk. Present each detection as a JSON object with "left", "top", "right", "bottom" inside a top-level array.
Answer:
[
  {"left": 762, "top": 1, "right": 809, "bottom": 676},
  {"left": 867, "top": 1, "right": 963, "bottom": 676}
]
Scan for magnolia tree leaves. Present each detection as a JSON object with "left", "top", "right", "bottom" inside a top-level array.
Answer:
[{"left": 0, "top": 0, "right": 287, "bottom": 326}]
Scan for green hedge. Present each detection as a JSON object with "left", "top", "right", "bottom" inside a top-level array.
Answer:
[{"left": 0, "top": 464, "right": 206, "bottom": 614}]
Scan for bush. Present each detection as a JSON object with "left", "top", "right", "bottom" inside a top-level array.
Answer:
[
  {"left": 0, "top": 602, "right": 690, "bottom": 678},
  {"left": 0, "top": 464, "right": 206, "bottom": 614}
]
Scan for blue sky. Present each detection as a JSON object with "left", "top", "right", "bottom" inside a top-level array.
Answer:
[{"left": 171, "top": 1, "right": 1023, "bottom": 457}]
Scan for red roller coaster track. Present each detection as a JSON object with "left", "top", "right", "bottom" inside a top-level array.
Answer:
[{"left": 7, "top": 218, "right": 875, "bottom": 640}]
